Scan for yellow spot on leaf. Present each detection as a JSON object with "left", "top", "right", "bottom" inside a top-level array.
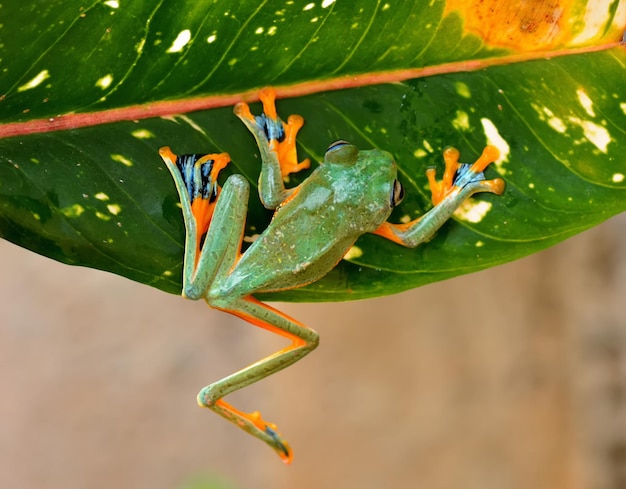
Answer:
[
  {"left": 166, "top": 29, "right": 191, "bottom": 53},
  {"left": 95, "top": 74, "right": 113, "bottom": 90},
  {"left": 343, "top": 246, "right": 363, "bottom": 261},
  {"left": 532, "top": 104, "right": 567, "bottom": 133},
  {"left": 568, "top": 117, "right": 611, "bottom": 153},
  {"left": 18, "top": 70, "right": 50, "bottom": 92},
  {"left": 612, "top": 173, "right": 624, "bottom": 183},
  {"left": 576, "top": 88, "right": 595, "bottom": 117},
  {"left": 454, "top": 199, "right": 492, "bottom": 223},
  {"left": 452, "top": 110, "right": 470, "bottom": 131},
  {"left": 455, "top": 82, "right": 471, "bottom": 99},
  {"left": 111, "top": 154, "right": 133, "bottom": 167},
  {"left": 107, "top": 204, "right": 122, "bottom": 215},
  {"left": 61, "top": 204, "right": 85, "bottom": 218},
  {"left": 480, "top": 118, "right": 510, "bottom": 173},
  {"left": 548, "top": 115, "right": 567, "bottom": 133},
  {"left": 95, "top": 192, "right": 109, "bottom": 201},
  {"left": 131, "top": 129, "right": 155, "bottom": 139}
]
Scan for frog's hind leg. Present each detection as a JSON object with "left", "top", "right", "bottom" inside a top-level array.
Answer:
[
  {"left": 159, "top": 147, "right": 232, "bottom": 277},
  {"left": 160, "top": 147, "right": 249, "bottom": 302},
  {"left": 199, "top": 295, "right": 319, "bottom": 464}
]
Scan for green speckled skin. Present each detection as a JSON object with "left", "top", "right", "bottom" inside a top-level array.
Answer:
[{"left": 222, "top": 147, "right": 397, "bottom": 296}]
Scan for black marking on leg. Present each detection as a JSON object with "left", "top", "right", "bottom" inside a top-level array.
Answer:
[
  {"left": 453, "top": 163, "right": 487, "bottom": 188},
  {"left": 255, "top": 114, "right": 286, "bottom": 143},
  {"left": 265, "top": 425, "right": 290, "bottom": 458},
  {"left": 176, "top": 154, "right": 219, "bottom": 203}
]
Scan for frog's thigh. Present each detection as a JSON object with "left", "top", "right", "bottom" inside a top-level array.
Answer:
[{"left": 183, "top": 174, "right": 250, "bottom": 299}]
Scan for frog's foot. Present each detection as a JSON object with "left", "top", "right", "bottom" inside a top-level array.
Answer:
[
  {"left": 426, "top": 145, "right": 505, "bottom": 205},
  {"left": 234, "top": 87, "right": 310, "bottom": 178},
  {"left": 198, "top": 391, "right": 293, "bottom": 464},
  {"left": 159, "top": 147, "right": 231, "bottom": 259}
]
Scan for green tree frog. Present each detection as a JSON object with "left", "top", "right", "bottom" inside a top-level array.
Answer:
[{"left": 158, "top": 88, "right": 504, "bottom": 464}]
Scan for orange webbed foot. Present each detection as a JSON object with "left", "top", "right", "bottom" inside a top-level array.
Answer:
[
  {"left": 276, "top": 113, "right": 310, "bottom": 177},
  {"left": 426, "top": 145, "right": 504, "bottom": 205},
  {"left": 204, "top": 397, "right": 294, "bottom": 464},
  {"left": 249, "top": 87, "right": 310, "bottom": 178},
  {"left": 159, "top": 147, "right": 231, "bottom": 263}
]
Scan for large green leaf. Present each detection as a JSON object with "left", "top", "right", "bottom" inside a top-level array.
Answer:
[{"left": 1, "top": 1, "right": 625, "bottom": 301}]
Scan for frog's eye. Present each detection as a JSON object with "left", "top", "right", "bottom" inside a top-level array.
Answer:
[
  {"left": 326, "top": 140, "right": 351, "bottom": 152},
  {"left": 324, "top": 140, "right": 358, "bottom": 164},
  {"left": 390, "top": 179, "right": 404, "bottom": 207}
]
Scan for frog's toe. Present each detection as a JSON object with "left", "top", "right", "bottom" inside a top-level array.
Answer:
[
  {"left": 248, "top": 410, "right": 293, "bottom": 464},
  {"left": 259, "top": 87, "right": 279, "bottom": 119},
  {"left": 234, "top": 101, "right": 256, "bottom": 122},
  {"left": 264, "top": 424, "right": 293, "bottom": 464}
]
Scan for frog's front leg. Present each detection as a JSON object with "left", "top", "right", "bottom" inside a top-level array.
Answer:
[
  {"left": 374, "top": 145, "right": 505, "bottom": 247},
  {"left": 234, "top": 87, "right": 310, "bottom": 209},
  {"left": 160, "top": 147, "right": 318, "bottom": 463}
]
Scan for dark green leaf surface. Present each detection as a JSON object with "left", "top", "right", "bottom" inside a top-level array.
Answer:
[
  {"left": 1, "top": 2, "right": 503, "bottom": 123},
  {"left": 1, "top": 1, "right": 625, "bottom": 301}
]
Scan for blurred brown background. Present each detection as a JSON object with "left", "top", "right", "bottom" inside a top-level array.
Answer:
[{"left": 1, "top": 213, "right": 625, "bottom": 489}]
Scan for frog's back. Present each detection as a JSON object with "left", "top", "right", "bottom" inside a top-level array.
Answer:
[{"left": 221, "top": 149, "right": 398, "bottom": 296}]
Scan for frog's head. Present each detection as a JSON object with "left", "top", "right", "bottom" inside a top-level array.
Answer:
[
  {"left": 323, "top": 140, "right": 404, "bottom": 209},
  {"left": 322, "top": 140, "right": 404, "bottom": 230}
]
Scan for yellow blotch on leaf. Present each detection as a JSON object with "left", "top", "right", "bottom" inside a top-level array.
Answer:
[
  {"left": 107, "top": 204, "right": 122, "bottom": 216},
  {"left": 60, "top": 204, "right": 85, "bottom": 218},
  {"left": 343, "top": 246, "right": 363, "bottom": 261},
  {"left": 454, "top": 200, "right": 493, "bottom": 224},
  {"left": 445, "top": 0, "right": 577, "bottom": 51},
  {"left": 111, "top": 154, "right": 133, "bottom": 167}
]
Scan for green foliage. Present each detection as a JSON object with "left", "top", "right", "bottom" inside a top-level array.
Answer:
[{"left": 1, "top": 1, "right": 625, "bottom": 301}]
